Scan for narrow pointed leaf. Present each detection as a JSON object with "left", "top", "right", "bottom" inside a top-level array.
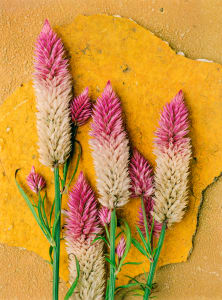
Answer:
[
  {"left": 64, "top": 256, "right": 80, "bottom": 300},
  {"left": 15, "top": 170, "right": 55, "bottom": 246},
  {"left": 105, "top": 257, "right": 116, "bottom": 268},
  {"left": 136, "top": 225, "right": 151, "bottom": 256},
  {"left": 132, "top": 238, "right": 149, "bottom": 258},
  {"left": 91, "top": 235, "right": 109, "bottom": 246},
  {"left": 122, "top": 262, "right": 142, "bottom": 266},
  {"left": 67, "top": 140, "right": 82, "bottom": 189}
]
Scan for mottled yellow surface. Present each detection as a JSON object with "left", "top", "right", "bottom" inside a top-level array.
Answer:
[{"left": 0, "top": 15, "right": 222, "bottom": 286}]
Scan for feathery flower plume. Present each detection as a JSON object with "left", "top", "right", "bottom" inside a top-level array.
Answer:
[
  {"left": 116, "top": 236, "right": 126, "bottom": 260},
  {"left": 153, "top": 91, "right": 192, "bottom": 227},
  {"left": 70, "top": 87, "right": 92, "bottom": 126},
  {"left": 65, "top": 172, "right": 105, "bottom": 300},
  {"left": 99, "top": 206, "right": 111, "bottom": 227},
  {"left": 26, "top": 166, "right": 46, "bottom": 193},
  {"left": 33, "top": 20, "right": 72, "bottom": 167},
  {"left": 129, "top": 149, "right": 161, "bottom": 236},
  {"left": 89, "top": 81, "right": 131, "bottom": 208}
]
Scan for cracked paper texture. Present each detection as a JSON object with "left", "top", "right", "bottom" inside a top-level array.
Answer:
[{"left": 0, "top": 15, "right": 222, "bottom": 285}]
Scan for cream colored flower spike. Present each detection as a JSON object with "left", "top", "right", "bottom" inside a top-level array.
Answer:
[
  {"left": 89, "top": 81, "right": 131, "bottom": 209},
  {"left": 33, "top": 20, "right": 72, "bottom": 167},
  {"left": 67, "top": 239, "right": 105, "bottom": 300},
  {"left": 153, "top": 91, "right": 192, "bottom": 227}
]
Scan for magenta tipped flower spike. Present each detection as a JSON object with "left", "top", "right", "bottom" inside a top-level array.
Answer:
[
  {"left": 89, "top": 81, "right": 131, "bottom": 208},
  {"left": 26, "top": 166, "right": 46, "bottom": 193},
  {"left": 33, "top": 19, "right": 72, "bottom": 167},
  {"left": 99, "top": 206, "right": 111, "bottom": 227},
  {"left": 155, "top": 90, "right": 189, "bottom": 150},
  {"left": 34, "top": 19, "right": 69, "bottom": 85},
  {"left": 66, "top": 171, "right": 101, "bottom": 241},
  {"left": 116, "top": 236, "right": 126, "bottom": 260},
  {"left": 153, "top": 91, "right": 192, "bottom": 227},
  {"left": 65, "top": 172, "right": 105, "bottom": 299},
  {"left": 70, "top": 87, "right": 92, "bottom": 126},
  {"left": 129, "top": 149, "right": 154, "bottom": 198}
]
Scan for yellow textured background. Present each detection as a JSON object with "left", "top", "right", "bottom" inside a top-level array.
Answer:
[{"left": 1, "top": 15, "right": 222, "bottom": 287}]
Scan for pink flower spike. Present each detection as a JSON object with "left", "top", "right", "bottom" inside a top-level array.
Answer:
[
  {"left": 155, "top": 90, "right": 189, "bottom": 151},
  {"left": 34, "top": 19, "right": 70, "bottom": 86},
  {"left": 33, "top": 19, "right": 72, "bottom": 167},
  {"left": 153, "top": 91, "right": 192, "bottom": 227},
  {"left": 26, "top": 166, "right": 46, "bottom": 193},
  {"left": 89, "top": 81, "right": 131, "bottom": 208},
  {"left": 70, "top": 88, "right": 92, "bottom": 126},
  {"left": 66, "top": 172, "right": 101, "bottom": 242},
  {"left": 99, "top": 206, "right": 111, "bottom": 227},
  {"left": 116, "top": 236, "right": 126, "bottom": 260},
  {"left": 129, "top": 149, "right": 154, "bottom": 198}
]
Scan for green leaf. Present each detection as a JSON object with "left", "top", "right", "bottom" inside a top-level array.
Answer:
[
  {"left": 152, "top": 247, "right": 158, "bottom": 258},
  {"left": 132, "top": 238, "right": 149, "bottom": 258},
  {"left": 37, "top": 192, "right": 51, "bottom": 237},
  {"left": 64, "top": 256, "right": 80, "bottom": 300},
  {"left": 124, "top": 275, "right": 145, "bottom": 291},
  {"left": 49, "top": 245, "right": 53, "bottom": 265},
  {"left": 15, "top": 169, "right": 55, "bottom": 247},
  {"left": 115, "top": 230, "right": 123, "bottom": 240},
  {"left": 91, "top": 236, "right": 109, "bottom": 246},
  {"left": 136, "top": 226, "right": 152, "bottom": 257},
  {"left": 122, "top": 261, "right": 142, "bottom": 266},
  {"left": 41, "top": 192, "right": 50, "bottom": 231},
  {"left": 67, "top": 140, "right": 82, "bottom": 189},
  {"left": 105, "top": 224, "right": 110, "bottom": 242},
  {"left": 142, "top": 267, "right": 148, "bottom": 281},
  {"left": 115, "top": 282, "right": 141, "bottom": 291},
  {"left": 49, "top": 198, "right": 55, "bottom": 228},
  {"left": 105, "top": 257, "right": 116, "bottom": 268},
  {"left": 61, "top": 160, "right": 70, "bottom": 192},
  {"left": 150, "top": 215, "right": 155, "bottom": 241}
]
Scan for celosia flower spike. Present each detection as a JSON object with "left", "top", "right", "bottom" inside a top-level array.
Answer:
[
  {"left": 33, "top": 20, "right": 72, "bottom": 167},
  {"left": 65, "top": 172, "right": 105, "bottom": 300},
  {"left": 89, "top": 81, "right": 131, "bottom": 208},
  {"left": 99, "top": 206, "right": 111, "bottom": 227},
  {"left": 116, "top": 236, "right": 126, "bottom": 260},
  {"left": 129, "top": 149, "right": 161, "bottom": 236},
  {"left": 129, "top": 149, "right": 154, "bottom": 198},
  {"left": 70, "top": 87, "right": 92, "bottom": 126},
  {"left": 26, "top": 166, "right": 46, "bottom": 193},
  {"left": 153, "top": 91, "right": 192, "bottom": 227},
  {"left": 155, "top": 90, "right": 190, "bottom": 149},
  {"left": 66, "top": 171, "right": 101, "bottom": 241}
]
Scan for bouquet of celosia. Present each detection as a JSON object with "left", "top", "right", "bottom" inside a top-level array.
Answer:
[{"left": 15, "top": 19, "right": 192, "bottom": 300}]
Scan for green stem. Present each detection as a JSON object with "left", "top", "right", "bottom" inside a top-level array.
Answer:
[
  {"left": 109, "top": 208, "right": 116, "bottom": 300},
  {"left": 143, "top": 222, "right": 166, "bottom": 300},
  {"left": 141, "top": 196, "right": 152, "bottom": 255},
  {"left": 53, "top": 167, "right": 61, "bottom": 300},
  {"left": 105, "top": 224, "right": 110, "bottom": 242}
]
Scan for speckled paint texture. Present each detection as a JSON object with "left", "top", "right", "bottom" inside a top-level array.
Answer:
[{"left": 0, "top": 15, "right": 222, "bottom": 286}]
